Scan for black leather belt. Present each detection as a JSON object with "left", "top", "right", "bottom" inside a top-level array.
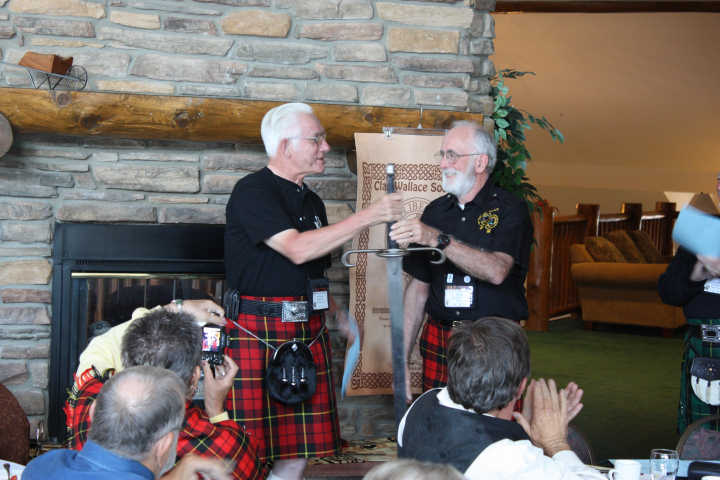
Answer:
[
  {"left": 239, "top": 298, "right": 309, "bottom": 323},
  {"left": 239, "top": 299, "right": 285, "bottom": 317}
]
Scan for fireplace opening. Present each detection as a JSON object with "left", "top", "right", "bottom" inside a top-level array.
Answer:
[{"left": 50, "top": 222, "right": 225, "bottom": 440}]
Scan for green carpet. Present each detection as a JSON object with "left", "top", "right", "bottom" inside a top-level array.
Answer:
[{"left": 527, "top": 319, "right": 683, "bottom": 464}]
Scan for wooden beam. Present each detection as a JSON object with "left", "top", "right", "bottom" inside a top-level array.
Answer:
[
  {"left": 0, "top": 88, "right": 483, "bottom": 148},
  {"left": 495, "top": 1, "right": 720, "bottom": 12}
]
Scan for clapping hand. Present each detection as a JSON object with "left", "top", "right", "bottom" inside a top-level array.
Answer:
[
  {"left": 520, "top": 379, "right": 584, "bottom": 424},
  {"left": 514, "top": 378, "right": 572, "bottom": 457}
]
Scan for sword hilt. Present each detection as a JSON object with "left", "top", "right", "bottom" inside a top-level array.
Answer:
[
  {"left": 341, "top": 246, "right": 446, "bottom": 268},
  {"left": 341, "top": 162, "right": 447, "bottom": 268}
]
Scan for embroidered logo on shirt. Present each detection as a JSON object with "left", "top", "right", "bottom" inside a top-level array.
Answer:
[{"left": 477, "top": 208, "right": 499, "bottom": 233}]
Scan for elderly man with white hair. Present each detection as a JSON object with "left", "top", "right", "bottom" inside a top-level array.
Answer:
[
  {"left": 224, "top": 102, "right": 404, "bottom": 480},
  {"left": 389, "top": 121, "right": 534, "bottom": 397}
]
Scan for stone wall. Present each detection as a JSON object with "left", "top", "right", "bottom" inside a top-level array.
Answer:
[
  {"left": 0, "top": 0, "right": 495, "bottom": 441},
  {"left": 0, "top": 0, "right": 494, "bottom": 109}
]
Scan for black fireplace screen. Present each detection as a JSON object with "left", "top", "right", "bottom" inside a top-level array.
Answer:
[
  {"left": 50, "top": 223, "right": 225, "bottom": 440},
  {"left": 73, "top": 274, "right": 224, "bottom": 340}
]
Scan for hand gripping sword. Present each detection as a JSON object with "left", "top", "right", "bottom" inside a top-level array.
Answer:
[{"left": 341, "top": 164, "right": 446, "bottom": 428}]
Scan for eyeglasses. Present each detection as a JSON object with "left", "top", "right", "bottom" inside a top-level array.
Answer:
[
  {"left": 434, "top": 150, "right": 483, "bottom": 164},
  {"left": 288, "top": 133, "right": 327, "bottom": 146}
]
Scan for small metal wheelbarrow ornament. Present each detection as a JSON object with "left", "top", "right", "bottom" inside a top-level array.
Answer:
[{"left": 0, "top": 52, "right": 87, "bottom": 104}]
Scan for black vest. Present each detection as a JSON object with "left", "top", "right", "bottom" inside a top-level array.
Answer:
[{"left": 399, "top": 389, "right": 530, "bottom": 473}]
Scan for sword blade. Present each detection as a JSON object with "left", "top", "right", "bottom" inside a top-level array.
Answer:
[{"left": 386, "top": 255, "right": 406, "bottom": 427}]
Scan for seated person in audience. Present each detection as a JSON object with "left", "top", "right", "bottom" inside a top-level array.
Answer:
[
  {"left": 363, "top": 459, "right": 464, "bottom": 480},
  {"left": 398, "top": 317, "right": 598, "bottom": 479},
  {"left": 25, "top": 366, "right": 232, "bottom": 480},
  {"left": 66, "top": 307, "right": 265, "bottom": 480}
]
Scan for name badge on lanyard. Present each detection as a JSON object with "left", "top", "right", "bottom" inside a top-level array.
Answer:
[
  {"left": 308, "top": 277, "right": 330, "bottom": 311},
  {"left": 444, "top": 273, "right": 475, "bottom": 309}
]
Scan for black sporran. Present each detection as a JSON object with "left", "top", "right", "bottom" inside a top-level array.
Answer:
[{"left": 265, "top": 340, "right": 317, "bottom": 405}]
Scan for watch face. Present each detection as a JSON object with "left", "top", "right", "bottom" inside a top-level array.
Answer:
[{"left": 438, "top": 234, "right": 450, "bottom": 249}]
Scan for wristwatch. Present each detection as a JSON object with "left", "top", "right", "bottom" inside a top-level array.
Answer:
[{"left": 436, "top": 233, "right": 451, "bottom": 250}]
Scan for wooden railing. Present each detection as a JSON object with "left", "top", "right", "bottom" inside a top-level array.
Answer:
[{"left": 525, "top": 201, "right": 678, "bottom": 331}]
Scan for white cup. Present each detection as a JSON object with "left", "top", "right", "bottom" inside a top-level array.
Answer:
[{"left": 608, "top": 460, "right": 642, "bottom": 480}]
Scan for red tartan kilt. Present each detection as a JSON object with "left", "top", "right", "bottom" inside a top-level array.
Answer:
[
  {"left": 419, "top": 316, "right": 452, "bottom": 391},
  {"left": 224, "top": 295, "right": 341, "bottom": 462}
]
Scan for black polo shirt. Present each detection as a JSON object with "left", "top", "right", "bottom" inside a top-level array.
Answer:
[
  {"left": 224, "top": 167, "right": 331, "bottom": 297},
  {"left": 402, "top": 181, "right": 533, "bottom": 322}
]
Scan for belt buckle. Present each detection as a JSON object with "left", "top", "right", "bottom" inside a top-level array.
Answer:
[
  {"left": 281, "top": 301, "right": 308, "bottom": 323},
  {"left": 701, "top": 324, "right": 720, "bottom": 343},
  {"left": 451, "top": 320, "right": 463, "bottom": 329}
]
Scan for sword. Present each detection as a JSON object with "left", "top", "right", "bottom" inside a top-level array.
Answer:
[{"left": 342, "top": 164, "right": 445, "bottom": 428}]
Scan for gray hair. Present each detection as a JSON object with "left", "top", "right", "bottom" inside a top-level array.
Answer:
[
  {"left": 121, "top": 308, "right": 202, "bottom": 389},
  {"left": 447, "top": 317, "right": 530, "bottom": 413},
  {"left": 88, "top": 366, "right": 186, "bottom": 462},
  {"left": 261, "top": 102, "right": 315, "bottom": 157},
  {"left": 363, "top": 459, "right": 464, "bottom": 480},
  {"left": 451, "top": 120, "right": 497, "bottom": 173}
]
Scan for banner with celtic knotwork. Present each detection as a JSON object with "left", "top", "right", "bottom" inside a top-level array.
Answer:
[{"left": 346, "top": 132, "right": 444, "bottom": 395}]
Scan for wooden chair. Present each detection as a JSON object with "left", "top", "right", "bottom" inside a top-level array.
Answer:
[{"left": 676, "top": 414, "right": 720, "bottom": 460}]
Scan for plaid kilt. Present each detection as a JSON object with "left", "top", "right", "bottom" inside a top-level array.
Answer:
[
  {"left": 419, "top": 316, "right": 452, "bottom": 391},
  {"left": 65, "top": 367, "right": 266, "bottom": 480},
  {"left": 224, "top": 295, "right": 341, "bottom": 462},
  {"left": 679, "top": 317, "right": 720, "bottom": 433}
]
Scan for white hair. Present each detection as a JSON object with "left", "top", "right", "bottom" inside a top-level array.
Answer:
[
  {"left": 451, "top": 120, "right": 497, "bottom": 172},
  {"left": 261, "top": 102, "right": 315, "bottom": 158}
]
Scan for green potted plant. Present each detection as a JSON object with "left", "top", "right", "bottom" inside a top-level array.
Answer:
[{"left": 490, "top": 69, "right": 564, "bottom": 210}]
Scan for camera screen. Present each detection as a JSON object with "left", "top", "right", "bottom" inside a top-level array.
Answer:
[{"left": 202, "top": 327, "right": 222, "bottom": 352}]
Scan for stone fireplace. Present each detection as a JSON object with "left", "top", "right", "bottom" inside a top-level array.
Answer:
[{"left": 0, "top": 0, "right": 494, "bottom": 442}]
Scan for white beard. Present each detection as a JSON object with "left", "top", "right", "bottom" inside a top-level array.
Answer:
[{"left": 442, "top": 160, "right": 476, "bottom": 198}]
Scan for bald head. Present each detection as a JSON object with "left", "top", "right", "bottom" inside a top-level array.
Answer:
[{"left": 88, "top": 366, "right": 186, "bottom": 462}]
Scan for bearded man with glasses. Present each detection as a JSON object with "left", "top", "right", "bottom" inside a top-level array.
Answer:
[
  {"left": 389, "top": 121, "right": 534, "bottom": 398},
  {"left": 224, "top": 103, "right": 404, "bottom": 480}
]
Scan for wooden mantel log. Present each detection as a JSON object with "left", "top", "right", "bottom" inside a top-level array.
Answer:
[{"left": 0, "top": 88, "right": 483, "bottom": 148}]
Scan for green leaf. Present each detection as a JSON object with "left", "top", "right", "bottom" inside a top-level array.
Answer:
[{"left": 490, "top": 67, "right": 563, "bottom": 206}]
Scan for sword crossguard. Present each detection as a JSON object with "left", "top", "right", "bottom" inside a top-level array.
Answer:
[{"left": 341, "top": 246, "right": 446, "bottom": 268}]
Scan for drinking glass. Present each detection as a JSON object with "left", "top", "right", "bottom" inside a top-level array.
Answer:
[{"left": 650, "top": 449, "right": 679, "bottom": 480}]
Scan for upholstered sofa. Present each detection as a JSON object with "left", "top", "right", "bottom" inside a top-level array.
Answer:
[{"left": 570, "top": 230, "right": 685, "bottom": 332}]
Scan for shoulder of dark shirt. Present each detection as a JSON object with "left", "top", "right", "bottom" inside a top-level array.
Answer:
[
  {"left": 229, "top": 168, "right": 270, "bottom": 197},
  {"left": 485, "top": 183, "right": 531, "bottom": 218}
]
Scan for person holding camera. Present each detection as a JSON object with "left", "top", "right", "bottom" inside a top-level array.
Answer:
[{"left": 66, "top": 305, "right": 265, "bottom": 480}]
